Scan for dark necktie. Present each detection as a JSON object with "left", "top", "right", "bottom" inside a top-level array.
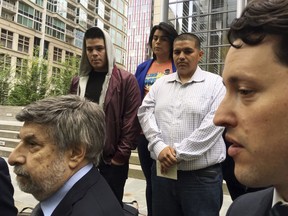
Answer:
[
  {"left": 31, "top": 204, "right": 44, "bottom": 216},
  {"left": 269, "top": 201, "right": 288, "bottom": 216}
]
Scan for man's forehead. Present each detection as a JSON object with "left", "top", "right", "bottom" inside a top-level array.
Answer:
[
  {"left": 86, "top": 38, "right": 105, "bottom": 45},
  {"left": 173, "top": 40, "right": 196, "bottom": 49}
]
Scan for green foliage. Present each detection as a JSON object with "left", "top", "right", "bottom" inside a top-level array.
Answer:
[
  {"left": 2, "top": 55, "right": 79, "bottom": 106},
  {"left": 48, "top": 56, "right": 80, "bottom": 96},
  {"left": 7, "top": 57, "right": 49, "bottom": 106},
  {"left": 0, "top": 66, "right": 11, "bottom": 105}
]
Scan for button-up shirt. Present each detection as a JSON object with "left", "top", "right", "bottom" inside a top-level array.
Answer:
[
  {"left": 41, "top": 163, "right": 93, "bottom": 216},
  {"left": 138, "top": 66, "right": 226, "bottom": 170}
]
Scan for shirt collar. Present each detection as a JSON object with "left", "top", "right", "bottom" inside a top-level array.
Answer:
[
  {"left": 166, "top": 66, "right": 205, "bottom": 84},
  {"left": 272, "top": 188, "right": 288, "bottom": 207},
  {"left": 41, "top": 163, "right": 93, "bottom": 216}
]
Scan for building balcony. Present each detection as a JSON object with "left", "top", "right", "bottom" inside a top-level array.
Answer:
[
  {"left": 88, "top": 0, "right": 95, "bottom": 8},
  {"left": 104, "top": 11, "right": 110, "bottom": 20},
  {"left": 66, "top": 29, "right": 75, "bottom": 38},
  {"left": 87, "top": 19, "right": 94, "bottom": 27},
  {"left": 2, "top": 1, "right": 17, "bottom": 14},
  {"left": 67, "top": 8, "right": 76, "bottom": 16}
]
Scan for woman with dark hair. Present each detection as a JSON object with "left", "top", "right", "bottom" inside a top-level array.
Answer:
[{"left": 135, "top": 22, "right": 178, "bottom": 216}]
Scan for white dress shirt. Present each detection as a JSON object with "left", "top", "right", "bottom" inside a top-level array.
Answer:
[
  {"left": 138, "top": 66, "right": 226, "bottom": 171},
  {"left": 272, "top": 188, "right": 288, "bottom": 207}
]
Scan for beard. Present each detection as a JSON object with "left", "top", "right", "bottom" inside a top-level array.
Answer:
[{"left": 14, "top": 154, "right": 67, "bottom": 201}]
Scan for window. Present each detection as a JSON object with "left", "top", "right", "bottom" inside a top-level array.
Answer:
[
  {"left": 34, "top": 10, "right": 42, "bottom": 31},
  {"left": 51, "top": 66, "right": 61, "bottom": 84},
  {"left": 33, "top": 37, "right": 41, "bottom": 56},
  {"left": 53, "top": 47, "right": 62, "bottom": 62},
  {"left": 0, "top": 29, "right": 13, "bottom": 49},
  {"left": 16, "top": 57, "right": 28, "bottom": 78},
  {"left": 45, "top": 15, "right": 65, "bottom": 40},
  {"left": 18, "top": 35, "right": 30, "bottom": 53},
  {"left": 65, "top": 51, "right": 73, "bottom": 61},
  {"left": 52, "top": 66, "right": 61, "bottom": 78},
  {"left": 18, "top": 2, "right": 34, "bottom": 28},
  {"left": 0, "top": 54, "right": 12, "bottom": 71}
]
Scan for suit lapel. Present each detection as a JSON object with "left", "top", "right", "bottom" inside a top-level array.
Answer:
[
  {"left": 31, "top": 204, "right": 43, "bottom": 216},
  {"left": 51, "top": 166, "right": 101, "bottom": 216}
]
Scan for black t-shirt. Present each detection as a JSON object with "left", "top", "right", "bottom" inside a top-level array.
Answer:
[{"left": 85, "top": 71, "right": 107, "bottom": 103}]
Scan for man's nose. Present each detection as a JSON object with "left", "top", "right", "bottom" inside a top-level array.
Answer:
[
  {"left": 213, "top": 96, "right": 237, "bottom": 128},
  {"left": 8, "top": 142, "right": 25, "bottom": 166},
  {"left": 179, "top": 52, "right": 185, "bottom": 60},
  {"left": 92, "top": 49, "right": 98, "bottom": 55}
]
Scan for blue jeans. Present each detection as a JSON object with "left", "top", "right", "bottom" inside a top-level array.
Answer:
[{"left": 151, "top": 162, "right": 223, "bottom": 216}]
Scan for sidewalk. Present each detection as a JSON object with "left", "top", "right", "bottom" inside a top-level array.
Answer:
[{"left": 5, "top": 157, "right": 232, "bottom": 216}]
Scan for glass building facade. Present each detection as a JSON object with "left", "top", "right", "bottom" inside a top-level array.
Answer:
[
  {"left": 0, "top": 0, "right": 128, "bottom": 78},
  {"left": 127, "top": 0, "right": 153, "bottom": 74},
  {"left": 168, "top": 0, "right": 243, "bottom": 75}
]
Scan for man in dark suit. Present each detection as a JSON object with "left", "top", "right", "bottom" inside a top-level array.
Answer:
[
  {"left": 214, "top": 0, "right": 288, "bottom": 215},
  {"left": 0, "top": 157, "right": 18, "bottom": 216},
  {"left": 8, "top": 95, "right": 124, "bottom": 216}
]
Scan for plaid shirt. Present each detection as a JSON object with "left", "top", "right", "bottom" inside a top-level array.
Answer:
[{"left": 138, "top": 66, "right": 226, "bottom": 171}]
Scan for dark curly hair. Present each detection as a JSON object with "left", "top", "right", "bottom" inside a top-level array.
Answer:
[
  {"left": 148, "top": 22, "right": 178, "bottom": 59},
  {"left": 228, "top": 0, "right": 288, "bottom": 66}
]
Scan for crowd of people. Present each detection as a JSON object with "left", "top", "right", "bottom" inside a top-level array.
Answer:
[{"left": 1, "top": 0, "right": 288, "bottom": 215}]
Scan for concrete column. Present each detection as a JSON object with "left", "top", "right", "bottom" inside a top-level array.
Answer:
[
  {"left": 39, "top": 0, "right": 47, "bottom": 59},
  {"left": 161, "top": 0, "right": 169, "bottom": 22},
  {"left": 236, "top": 0, "right": 246, "bottom": 18}
]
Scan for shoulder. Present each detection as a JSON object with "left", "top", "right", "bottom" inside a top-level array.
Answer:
[
  {"left": 71, "top": 169, "right": 124, "bottom": 216},
  {"left": 201, "top": 69, "right": 222, "bottom": 82},
  {"left": 114, "top": 68, "right": 137, "bottom": 82},
  {"left": 137, "top": 59, "right": 153, "bottom": 69},
  {"left": 135, "top": 59, "right": 153, "bottom": 76},
  {"left": 227, "top": 187, "right": 273, "bottom": 216}
]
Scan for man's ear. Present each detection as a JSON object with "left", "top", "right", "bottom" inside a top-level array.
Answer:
[{"left": 68, "top": 145, "right": 86, "bottom": 169}]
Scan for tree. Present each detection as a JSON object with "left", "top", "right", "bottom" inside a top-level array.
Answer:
[
  {"left": 0, "top": 54, "right": 12, "bottom": 105},
  {"left": 48, "top": 56, "right": 79, "bottom": 96},
  {"left": 4, "top": 55, "right": 79, "bottom": 106},
  {"left": 7, "top": 56, "right": 49, "bottom": 106}
]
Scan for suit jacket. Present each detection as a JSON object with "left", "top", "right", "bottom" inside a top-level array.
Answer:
[
  {"left": 32, "top": 166, "right": 124, "bottom": 216},
  {"left": 0, "top": 157, "right": 18, "bottom": 216},
  {"left": 226, "top": 187, "right": 274, "bottom": 216}
]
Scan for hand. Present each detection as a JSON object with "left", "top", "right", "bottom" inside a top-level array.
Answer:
[{"left": 158, "top": 146, "right": 177, "bottom": 173}]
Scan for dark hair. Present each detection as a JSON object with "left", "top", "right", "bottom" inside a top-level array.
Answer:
[
  {"left": 227, "top": 0, "right": 288, "bottom": 66},
  {"left": 85, "top": 27, "right": 105, "bottom": 40},
  {"left": 174, "top": 33, "right": 201, "bottom": 49},
  {"left": 148, "top": 22, "right": 178, "bottom": 59}
]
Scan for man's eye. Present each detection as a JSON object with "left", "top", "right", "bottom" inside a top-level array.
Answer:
[
  {"left": 184, "top": 51, "right": 193, "bottom": 54},
  {"left": 96, "top": 47, "right": 104, "bottom": 52},
  {"left": 238, "top": 88, "right": 254, "bottom": 95},
  {"left": 28, "top": 142, "right": 37, "bottom": 147}
]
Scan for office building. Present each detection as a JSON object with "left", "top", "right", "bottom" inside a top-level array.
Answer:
[
  {"left": 167, "top": 0, "right": 248, "bottom": 75},
  {"left": 0, "top": 0, "right": 128, "bottom": 78},
  {"left": 126, "top": 0, "right": 153, "bottom": 74}
]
